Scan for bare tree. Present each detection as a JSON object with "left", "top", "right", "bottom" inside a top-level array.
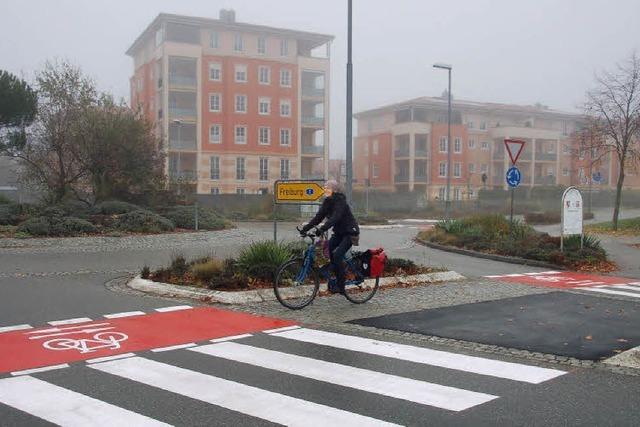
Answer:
[{"left": 583, "top": 51, "right": 640, "bottom": 230}]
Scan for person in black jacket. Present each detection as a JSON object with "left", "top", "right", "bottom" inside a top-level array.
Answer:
[{"left": 300, "top": 180, "right": 360, "bottom": 294}]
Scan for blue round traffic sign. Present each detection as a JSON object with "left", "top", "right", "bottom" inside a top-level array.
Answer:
[
  {"left": 506, "top": 167, "right": 521, "bottom": 188},
  {"left": 305, "top": 188, "right": 314, "bottom": 196}
]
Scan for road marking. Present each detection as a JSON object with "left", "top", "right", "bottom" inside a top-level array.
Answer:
[
  {"left": 11, "top": 364, "right": 69, "bottom": 376},
  {"left": 91, "top": 357, "right": 400, "bottom": 427},
  {"left": 192, "top": 342, "right": 497, "bottom": 412},
  {"left": 581, "top": 287, "right": 640, "bottom": 299},
  {"left": 104, "top": 311, "right": 146, "bottom": 319},
  {"left": 262, "top": 325, "right": 301, "bottom": 334},
  {"left": 0, "top": 324, "right": 32, "bottom": 333},
  {"left": 151, "top": 343, "right": 196, "bottom": 352},
  {"left": 86, "top": 353, "right": 137, "bottom": 364},
  {"left": 209, "top": 333, "right": 253, "bottom": 343},
  {"left": 154, "top": 305, "right": 192, "bottom": 312},
  {"left": 272, "top": 328, "right": 565, "bottom": 384},
  {"left": 48, "top": 317, "right": 93, "bottom": 326},
  {"left": 0, "top": 376, "right": 168, "bottom": 426}
]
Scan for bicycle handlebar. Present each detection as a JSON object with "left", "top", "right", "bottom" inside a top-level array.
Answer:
[{"left": 296, "top": 226, "right": 322, "bottom": 241}]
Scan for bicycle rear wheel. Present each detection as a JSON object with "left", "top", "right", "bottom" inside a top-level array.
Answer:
[
  {"left": 274, "top": 257, "right": 319, "bottom": 310},
  {"left": 343, "top": 262, "right": 380, "bottom": 304}
]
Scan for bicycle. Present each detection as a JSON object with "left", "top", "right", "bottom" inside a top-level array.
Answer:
[
  {"left": 42, "top": 331, "right": 129, "bottom": 354},
  {"left": 273, "top": 227, "right": 380, "bottom": 310}
]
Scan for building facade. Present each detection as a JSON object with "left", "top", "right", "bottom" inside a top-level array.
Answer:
[
  {"left": 127, "top": 10, "right": 333, "bottom": 194},
  {"left": 354, "top": 96, "right": 640, "bottom": 199}
]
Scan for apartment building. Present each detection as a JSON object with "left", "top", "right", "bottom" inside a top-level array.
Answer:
[
  {"left": 354, "top": 96, "right": 640, "bottom": 200},
  {"left": 127, "top": 10, "right": 333, "bottom": 194}
]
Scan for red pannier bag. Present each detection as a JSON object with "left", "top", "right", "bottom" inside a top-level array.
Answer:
[{"left": 368, "top": 247, "right": 387, "bottom": 278}]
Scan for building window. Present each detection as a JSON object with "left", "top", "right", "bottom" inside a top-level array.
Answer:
[
  {"left": 257, "top": 37, "right": 266, "bottom": 55},
  {"left": 548, "top": 143, "right": 556, "bottom": 154},
  {"left": 280, "top": 69, "right": 292, "bottom": 87},
  {"left": 454, "top": 163, "right": 461, "bottom": 178},
  {"left": 236, "top": 188, "right": 245, "bottom": 195},
  {"left": 235, "top": 126, "right": 247, "bottom": 144},
  {"left": 236, "top": 157, "right": 246, "bottom": 180},
  {"left": 439, "top": 162, "right": 447, "bottom": 177},
  {"left": 480, "top": 121, "right": 487, "bottom": 130},
  {"left": 467, "top": 121, "right": 474, "bottom": 129},
  {"left": 468, "top": 138, "right": 476, "bottom": 149},
  {"left": 258, "top": 97, "right": 271, "bottom": 115},
  {"left": 579, "top": 149, "right": 585, "bottom": 160},
  {"left": 235, "top": 95, "right": 247, "bottom": 113},
  {"left": 259, "top": 127, "right": 271, "bottom": 145},
  {"left": 259, "top": 157, "right": 269, "bottom": 181},
  {"left": 280, "top": 128, "right": 291, "bottom": 146},
  {"left": 547, "top": 166, "right": 554, "bottom": 176},
  {"left": 563, "top": 167, "right": 570, "bottom": 176},
  {"left": 280, "top": 39, "right": 289, "bottom": 56},
  {"left": 233, "top": 34, "right": 244, "bottom": 52},
  {"left": 235, "top": 65, "right": 247, "bottom": 82},
  {"left": 439, "top": 137, "right": 448, "bottom": 153},
  {"left": 210, "top": 156, "right": 220, "bottom": 180},
  {"left": 469, "top": 163, "right": 475, "bottom": 173},
  {"left": 210, "top": 187, "right": 220, "bottom": 195},
  {"left": 209, "top": 124, "right": 221, "bottom": 143},
  {"left": 373, "top": 164, "right": 379, "bottom": 179},
  {"left": 209, "top": 32, "right": 219, "bottom": 48},
  {"left": 373, "top": 139, "right": 379, "bottom": 155},
  {"left": 438, "top": 187, "right": 446, "bottom": 200},
  {"left": 258, "top": 66, "right": 270, "bottom": 84},
  {"left": 481, "top": 141, "right": 489, "bottom": 150},
  {"left": 280, "top": 99, "right": 291, "bottom": 117},
  {"left": 280, "top": 159, "right": 290, "bottom": 179},
  {"left": 209, "top": 93, "right": 221, "bottom": 112},
  {"left": 209, "top": 63, "right": 221, "bottom": 81},
  {"left": 481, "top": 164, "right": 488, "bottom": 173},
  {"left": 563, "top": 144, "right": 570, "bottom": 155},
  {"left": 454, "top": 188, "right": 462, "bottom": 200},
  {"left": 454, "top": 137, "right": 462, "bottom": 153}
]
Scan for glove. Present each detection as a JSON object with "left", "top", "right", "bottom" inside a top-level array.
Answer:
[{"left": 314, "top": 228, "right": 325, "bottom": 237}]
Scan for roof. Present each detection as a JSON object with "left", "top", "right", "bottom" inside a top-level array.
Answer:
[
  {"left": 126, "top": 13, "right": 334, "bottom": 56},
  {"left": 354, "top": 96, "right": 583, "bottom": 120}
]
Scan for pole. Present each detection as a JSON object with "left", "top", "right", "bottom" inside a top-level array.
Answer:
[
  {"left": 345, "top": 0, "right": 353, "bottom": 204},
  {"left": 177, "top": 122, "right": 182, "bottom": 196},
  {"left": 446, "top": 68, "right": 452, "bottom": 218},
  {"left": 194, "top": 201, "right": 199, "bottom": 231}
]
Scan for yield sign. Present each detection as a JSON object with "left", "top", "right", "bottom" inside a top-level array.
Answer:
[{"left": 504, "top": 139, "right": 526, "bottom": 165}]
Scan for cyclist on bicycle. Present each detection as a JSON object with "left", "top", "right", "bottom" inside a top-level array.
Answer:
[{"left": 300, "top": 180, "right": 360, "bottom": 294}]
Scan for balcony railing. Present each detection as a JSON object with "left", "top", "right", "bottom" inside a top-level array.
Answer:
[
  {"left": 535, "top": 152, "right": 557, "bottom": 161},
  {"left": 169, "top": 107, "right": 197, "bottom": 118},
  {"left": 302, "top": 86, "right": 325, "bottom": 98},
  {"left": 414, "top": 175, "right": 428, "bottom": 183},
  {"left": 395, "top": 175, "right": 410, "bottom": 183},
  {"left": 169, "top": 170, "right": 198, "bottom": 181},
  {"left": 302, "top": 145, "right": 324, "bottom": 155},
  {"left": 169, "top": 75, "right": 197, "bottom": 87},
  {"left": 302, "top": 115, "right": 324, "bottom": 126},
  {"left": 415, "top": 149, "right": 428, "bottom": 158},
  {"left": 394, "top": 149, "right": 410, "bottom": 158},
  {"left": 169, "top": 139, "right": 197, "bottom": 150}
]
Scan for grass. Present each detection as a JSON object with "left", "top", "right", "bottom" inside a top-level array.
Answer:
[{"left": 586, "top": 216, "right": 640, "bottom": 236}]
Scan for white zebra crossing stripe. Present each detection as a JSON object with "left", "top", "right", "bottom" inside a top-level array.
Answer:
[
  {"left": 90, "top": 356, "right": 400, "bottom": 427},
  {"left": 192, "top": 342, "right": 498, "bottom": 412},
  {"left": 0, "top": 376, "right": 169, "bottom": 426},
  {"left": 581, "top": 287, "right": 640, "bottom": 299},
  {"left": 610, "top": 285, "right": 640, "bottom": 293},
  {"left": 272, "top": 328, "right": 565, "bottom": 384}
]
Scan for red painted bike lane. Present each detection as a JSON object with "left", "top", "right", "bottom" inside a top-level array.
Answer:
[
  {"left": 485, "top": 271, "right": 640, "bottom": 289},
  {"left": 0, "top": 307, "right": 295, "bottom": 374}
]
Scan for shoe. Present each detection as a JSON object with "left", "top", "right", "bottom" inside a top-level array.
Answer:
[{"left": 327, "top": 279, "right": 340, "bottom": 294}]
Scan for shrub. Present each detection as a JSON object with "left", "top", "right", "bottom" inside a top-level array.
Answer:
[
  {"left": 141, "top": 266, "right": 151, "bottom": 279},
  {"left": 169, "top": 255, "right": 189, "bottom": 277},
  {"left": 0, "top": 194, "right": 12, "bottom": 204},
  {"left": 162, "top": 206, "right": 230, "bottom": 230},
  {"left": 45, "top": 200, "right": 92, "bottom": 219},
  {"left": 115, "top": 210, "right": 175, "bottom": 233},
  {"left": 386, "top": 258, "right": 417, "bottom": 271},
  {"left": 190, "top": 258, "right": 225, "bottom": 282},
  {"left": 91, "top": 200, "right": 142, "bottom": 215},
  {"left": 525, "top": 211, "right": 561, "bottom": 225},
  {"left": 0, "top": 203, "right": 21, "bottom": 225},
  {"left": 17, "top": 216, "right": 97, "bottom": 237},
  {"left": 355, "top": 212, "right": 387, "bottom": 225},
  {"left": 236, "top": 240, "right": 294, "bottom": 281}
]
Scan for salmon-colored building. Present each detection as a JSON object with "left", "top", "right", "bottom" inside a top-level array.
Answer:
[{"left": 127, "top": 10, "right": 333, "bottom": 194}]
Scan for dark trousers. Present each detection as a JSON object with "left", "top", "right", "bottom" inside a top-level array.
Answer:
[{"left": 329, "top": 233, "right": 353, "bottom": 289}]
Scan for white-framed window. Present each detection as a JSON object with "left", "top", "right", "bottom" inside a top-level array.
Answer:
[
  {"left": 258, "top": 66, "right": 270, "bottom": 85},
  {"left": 209, "top": 32, "right": 219, "bottom": 48},
  {"left": 233, "top": 34, "right": 244, "bottom": 52},
  {"left": 373, "top": 164, "right": 380, "bottom": 179},
  {"left": 210, "top": 187, "right": 220, "bottom": 195},
  {"left": 454, "top": 188, "right": 462, "bottom": 200},
  {"left": 439, "top": 162, "right": 447, "bottom": 177},
  {"left": 209, "top": 63, "right": 221, "bottom": 81},
  {"left": 258, "top": 97, "right": 271, "bottom": 115},
  {"left": 209, "top": 93, "right": 221, "bottom": 112},
  {"left": 236, "top": 188, "right": 245, "bottom": 195},
  {"left": 280, "top": 69, "right": 292, "bottom": 87},
  {"left": 257, "top": 37, "right": 266, "bottom": 55},
  {"left": 280, "top": 99, "right": 291, "bottom": 117},
  {"left": 236, "top": 157, "right": 246, "bottom": 180},
  {"left": 235, "top": 126, "right": 247, "bottom": 144},
  {"left": 280, "top": 159, "right": 290, "bottom": 179},
  {"left": 235, "top": 95, "right": 247, "bottom": 113},
  {"left": 467, "top": 121, "right": 474, "bottom": 129},
  {"left": 280, "top": 128, "right": 291, "bottom": 146},
  {"left": 547, "top": 166, "right": 554, "bottom": 176},
  {"left": 481, "top": 164, "right": 488, "bottom": 173},
  {"left": 454, "top": 163, "right": 461, "bottom": 178},
  {"left": 209, "top": 124, "right": 221, "bottom": 143},
  {"left": 235, "top": 65, "right": 247, "bottom": 82},
  {"left": 548, "top": 143, "right": 556, "bottom": 153},
  {"left": 259, "top": 127, "right": 271, "bottom": 145},
  {"left": 468, "top": 138, "right": 476, "bottom": 149},
  {"left": 210, "top": 156, "right": 220, "bottom": 180},
  {"left": 481, "top": 141, "right": 489, "bottom": 150},
  {"left": 438, "top": 187, "right": 446, "bottom": 200},
  {"left": 454, "top": 137, "right": 462, "bottom": 153},
  {"left": 280, "top": 39, "right": 289, "bottom": 56},
  {"left": 373, "top": 139, "right": 379, "bottom": 155},
  {"left": 563, "top": 167, "right": 570, "bottom": 176},
  {"left": 439, "top": 137, "right": 448, "bottom": 153},
  {"left": 563, "top": 144, "right": 570, "bottom": 155},
  {"left": 469, "top": 163, "right": 475, "bottom": 173},
  {"left": 480, "top": 121, "right": 487, "bottom": 130},
  {"left": 259, "top": 157, "right": 269, "bottom": 181}
]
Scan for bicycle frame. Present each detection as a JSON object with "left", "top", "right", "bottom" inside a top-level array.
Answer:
[{"left": 296, "top": 237, "right": 364, "bottom": 287}]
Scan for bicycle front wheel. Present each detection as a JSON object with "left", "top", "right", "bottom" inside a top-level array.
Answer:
[
  {"left": 343, "top": 263, "right": 380, "bottom": 304},
  {"left": 274, "top": 257, "right": 319, "bottom": 310}
]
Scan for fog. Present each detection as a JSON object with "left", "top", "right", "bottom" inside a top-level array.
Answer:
[{"left": 1, "top": 0, "right": 639, "bottom": 158}]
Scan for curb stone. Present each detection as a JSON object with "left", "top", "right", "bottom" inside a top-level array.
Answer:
[{"left": 127, "top": 271, "right": 466, "bottom": 305}]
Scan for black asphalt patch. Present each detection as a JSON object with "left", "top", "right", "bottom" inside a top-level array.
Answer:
[{"left": 349, "top": 292, "right": 640, "bottom": 360}]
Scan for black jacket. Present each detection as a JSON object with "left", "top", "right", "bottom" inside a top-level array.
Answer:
[{"left": 303, "top": 192, "right": 359, "bottom": 236}]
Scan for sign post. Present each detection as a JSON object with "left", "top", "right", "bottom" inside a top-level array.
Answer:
[
  {"left": 273, "top": 180, "right": 324, "bottom": 241},
  {"left": 561, "top": 186, "right": 583, "bottom": 252},
  {"left": 504, "top": 139, "right": 526, "bottom": 224}
]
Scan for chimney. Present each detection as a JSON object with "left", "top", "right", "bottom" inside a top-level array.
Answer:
[{"left": 219, "top": 9, "right": 236, "bottom": 23}]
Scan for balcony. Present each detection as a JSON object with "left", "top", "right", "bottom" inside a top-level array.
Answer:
[
  {"left": 302, "top": 115, "right": 324, "bottom": 126},
  {"left": 395, "top": 175, "right": 410, "bottom": 183},
  {"left": 415, "top": 149, "right": 428, "bottom": 158},
  {"left": 394, "top": 149, "right": 410, "bottom": 158},
  {"left": 415, "top": 175, "right": 428, "bottom": 183},
  {"left": 302, "top": 145, "right": 324, "bottom": 156},
  {"left": 535, "top": 152, "right": 557, "bottom": 161},
  {"left": 169, "top": 107, "right": 196, "bottom": 119},
  {"left": 169, "top": 170, "right": 198, "bottom": 182},
  {"left": 169, "top": 138, "right": 197, "bottom": 150},
  {"left": 302, "top": 86, "right": 324, "bottom": 98},
  {"left": 169, "top": 75, "right": 196, "bottom": 88}
]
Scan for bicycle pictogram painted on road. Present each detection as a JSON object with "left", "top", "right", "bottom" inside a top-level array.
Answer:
[{"left": 25, "top": 322, "right": 129, "bottom": 354}]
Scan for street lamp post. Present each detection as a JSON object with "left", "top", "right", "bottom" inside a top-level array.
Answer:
[
  {"left": 172, "top": 119, "right": 182, "bottom": 196},
  {"left": 345, "top": 0, "right": 353, "bottom": 204},
  {"left": 433, "top": 63, "right": 452, "bottom": 218}
]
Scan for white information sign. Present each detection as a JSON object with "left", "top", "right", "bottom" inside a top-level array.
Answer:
[{"left": 562, "top": 187, "right": 583, "bottom": 236}]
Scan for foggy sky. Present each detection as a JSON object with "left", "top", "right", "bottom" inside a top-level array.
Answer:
[{"left": 2, "top": 0, "right": 639, "bottom": 158}]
